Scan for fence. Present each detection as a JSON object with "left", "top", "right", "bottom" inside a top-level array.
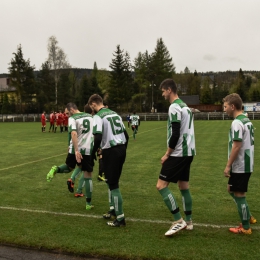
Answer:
[{"left": 1, "top": 112, "right": 260, "bottom": 122}]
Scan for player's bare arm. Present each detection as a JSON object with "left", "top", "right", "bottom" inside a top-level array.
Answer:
[
  {"left": 71, "top": 131, "right": 82, "bottom": 163},
  {"left": 224, "top": 141, "right": 242, "bottom": 177}
]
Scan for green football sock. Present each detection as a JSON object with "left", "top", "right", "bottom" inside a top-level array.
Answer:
[
  {"left": 84, "top": 178, "right": 93, "bottom": 205},
  {"left": 70, "top": 167, "right": 81, "bottom": 182},
  {"left": 76, "top": 173, "right": 85, "bottom": 193},
  {"left": 180, "top": 189, "right": 192, "bottom": 221},
  {"left": 57, "top": 164, "right": 71, "bottom": 173},
  {"left": 107, "top": 184, "right": 114, "bottom": 210},
  {"left": 230, "top": 192, "right": 252, "bottom": 217},
  {"left": 159, "top": 187, "right": 182, "bottom": 221},
  {"left": 234, "top": 196, "right": 250, "bottom": 229},
  {"left": 111, "top": 188, "right": 124, "bottom": 220}
]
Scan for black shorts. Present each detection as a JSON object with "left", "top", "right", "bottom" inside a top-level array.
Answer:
[
  {"left": 65, "top": 153, "right": 93, "bottom": 173},
  {"left": 228, "top": 172, "right": 251, "bottom": 192},
  {"left": 159, "top": 156, "right": 193, "bottom": 183},
  {"left": 102, "top": 145, "right": 126, "bottom": 186}
]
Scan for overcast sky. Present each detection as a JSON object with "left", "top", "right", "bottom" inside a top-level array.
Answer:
[{"left": 1, "top": 0, "right": 260, "bottom": 74}]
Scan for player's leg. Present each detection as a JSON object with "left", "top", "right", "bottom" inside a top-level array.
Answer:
[
  {"left": 228, "top": 173, "right": 252, "bottom": 234},
  {"left": 178, "top": 156, "right": 193, "bottom": 230},
  {"left": 98, "top": 158, "right": 105, "bottom": 181},
  {"left": 229, "top": 191, "right": 257, "bottom": 224},
  {"left": 82, "top": 155, "right": 94, "bottom": 210},
  {"left": 67, "top": 167, "right": 81, "bottom": 193},
  {"left": 47, "top": 154, "right": 75, "bottom": 181},
  {"left": 54, "top": 123, "right": 57, "bottom": 133},
  {"left": 131, "top": 125, "right": 136, "bottom": 140},
  {"left": 157, "top": 157, "right": 187, "bottom": 236},
  {"left": 104, "top": 146, "right": 126, "bottom": 227},
  {"left": 103, "top": 185, "right": 116, "bottom": 219},
  {"left": 75, "top": 172, "right": 85, "bottom": 197}
]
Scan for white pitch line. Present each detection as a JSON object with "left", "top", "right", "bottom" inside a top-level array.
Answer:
[
  {"left": 0, "top": 153, "right": 66, "bottom": 171},
  {"left": 127, "top": 126, "right": 165, "bottom": 136},
  {"left": 1, "top": 206, "right": 259, "bottom": 230}
]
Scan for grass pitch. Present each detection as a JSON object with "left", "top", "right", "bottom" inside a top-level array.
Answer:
[{"left": 0, "top": 120, "right": 260, "bottom": 260}]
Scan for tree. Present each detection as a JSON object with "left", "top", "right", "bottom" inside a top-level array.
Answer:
[
  {"left": 8, "top": 44, "right": 36, "bottom": 113},
  {"left": 133, "top": 52, "right": 150, "bottom": 111},
  {"left": 47, "top": 36, "right": 70, "bottom": 107},
  {"left": 1, "top": 93, "right": 11, "bottom": 114},
  {"left": 150, "top": 38, "right": 176, "bottom": 111},
  {"left": 200, "top": 77, "right": 212, "bottom": 104},
  {"left": 235, "top": 68, "right": 247, "bottom": 101},
  {"left": 77, "top": 74, "right": 91, "bottom": 108},
  {"left": 57, "top": 70, "right": 71, "bottom": 107},
  {"left": 122, "top": 51, "right": 134, "bottom": 110},
  {"left": 108, "top": 45, "right": 128, "bottom": 110},
  {"left": 36, "top": 61, "right": 56, "bottom": 112}
]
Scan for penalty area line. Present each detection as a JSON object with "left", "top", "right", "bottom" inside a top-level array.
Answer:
[
  {"left": 0, "top": 153, "right": 66, "bottom": 172},
  {"left": 1, "top": 206, "right": 259, "bottom": 230}
]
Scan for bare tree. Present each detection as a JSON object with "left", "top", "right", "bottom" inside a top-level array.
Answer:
[{"left": 47, "top": 36, "right": 70, "bottom": 106}]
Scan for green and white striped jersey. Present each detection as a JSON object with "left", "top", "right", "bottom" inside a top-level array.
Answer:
[
  {"left": 130, "top": 114, "right": 139, "bottom": 126},
  {"left": 93, "top": 108, "right": 126, "bottom": 149},
  {"left": 68, "top": 112, "right": 93, "bottom": 155},
  {"left": 167, "top": 99, "right": 196, "bottom": 157},
  {"left": 228, "top": 114, "right": 254, "bottom": 173}
]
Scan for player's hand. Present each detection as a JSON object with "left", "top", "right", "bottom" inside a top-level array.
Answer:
[
  {"left": 161, "top": 154, "right": 169, "bottom": 165},
  {"left": 224, "top": 165, "right": 231, "bottom": 177},
  {"left": 75, "top": 151, "right": 82, "bottom": 163}
]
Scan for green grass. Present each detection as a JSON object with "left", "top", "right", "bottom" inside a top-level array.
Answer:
[{"left": 0, "top": 121, "right": 260, "bottom": 260}]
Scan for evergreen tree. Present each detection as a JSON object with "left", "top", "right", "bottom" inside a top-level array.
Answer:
[
  {"left": 200, "top": 77, "right": 212, "bottom": 104},
  {"left": 122, "top": 51, "right": 134, "bottom": 110},
  {"left": 150, "top": 38, "right": 176, "bottom": 111},
  {"left": 58, "top": 70, "right": 71, "bottom": 106},
  {"left": 235, "top": 68, "right": 247, "bottom": 101},
  {"left": 8, "top": 44, "right": 36, "bottom": 113},
  {"left": 36, "top": 61, "right": 56, "bottom": 112},
  {"left": 77, "top": 74, "right": 91, "bottom": 109},
  {"left": 90, "top": 62, "right": 103, "bottom": 99},
  {"left": 133, "top": 52, "right": 149, "bottom": 111},
  {"left": 108, "top": 45, "right": 127, "bottom": 110},
  {"left": 1, "top": 93, "right": 11, "bottom": 114}
]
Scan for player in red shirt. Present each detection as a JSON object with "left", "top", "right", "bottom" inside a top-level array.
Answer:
[
  {"left": 54, "top": 110, "right": 64, "bottom": 133},
  {"left": 41, "top": 111, "right": 47, "bottom": 132},
  {"left": 48, "top": 111, "right": 55, "bottom": 132},
  {"left": 63, "top": 112, "right": 68, "bottom": 132}
]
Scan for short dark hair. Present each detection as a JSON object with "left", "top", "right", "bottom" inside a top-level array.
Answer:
[
  {"left": 160, "top": 79, "right": 177, "bottom": 93},
  {"left": 66, "top": 103, "right": 78, "bottom": 111},
  {"left": 88, "top": 94, "right": 103, "bottom": 105},
  {"left": 222, "top": 93, "right": 242, "bottom": 110},
  {"left": 84, "top": 104, "right": 92, "bottom": 114}
]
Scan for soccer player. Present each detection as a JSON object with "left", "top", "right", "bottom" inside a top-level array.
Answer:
[
  {"left": 47, "top": 103, "right": 94, "bottom": 210},
  {"left": 63, "top": 111, "right": 69, "bottom": 132},
  {"left": 126, "top": 114, "right": 130, "bottom": 128},
  {"left": 156, "top": 79, "right": 196, "bottom": 236},
  {"left": 130, "top": 111, "right": 140, "bottom": 140},
  {"left": 88, "top": 94, "right": 129, "bottom": 227},
  {"left": 41, "top": 111, "right": 47, "bottom": 132},
  {"left": 49, "top": 111, "right": 55, "bottom": 132},
  {"left": 223, "top": 93, "right": 256, "bottom": 235},
  {"left": 58, "top": 110, "right": 64, "bottom": 133}
]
